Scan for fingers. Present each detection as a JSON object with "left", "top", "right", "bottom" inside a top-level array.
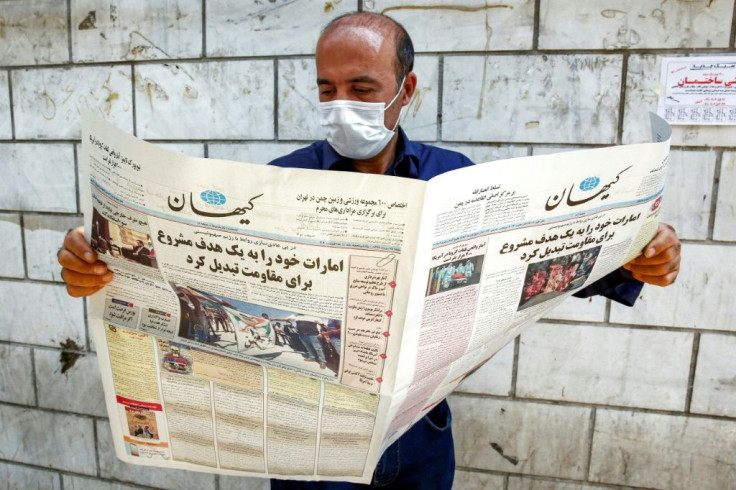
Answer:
[
  {"left": 624, "top": 260, "right": 678, "bottom": 278},
  {"left": 628, "top": 270, "right": 679, "bottom": 287},
  {"left": 58, "top": 226, "right": 113, "bottom": 297},
  {"left": 62, "top": 226, "right": 97, "bottom": 264},
  {"left": 625, "top": 242, "right": 680, "bottom": 266},
  {"left": 627, "top": 223, "right": 681, "bottom": 265},
  {"left": 623, "top": 222, "right": 681, "bottom": 287},
  {"left": 61, "top": 268, "right": 113, "bottom": 288},
  {"left": 642, "top": 223, "right": 679, "bottom": 259},
  {"left": 66, "top": 284, "right": 108, "bottom": 298},
  {"left": 58, "top": 248, "right": 108, "bottom": 275}
]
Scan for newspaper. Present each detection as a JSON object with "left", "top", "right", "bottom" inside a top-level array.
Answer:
[{"left": 82, "top": 112, "right": 671, "bottom": 483}]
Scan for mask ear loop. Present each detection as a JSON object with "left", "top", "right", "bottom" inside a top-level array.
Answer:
[{"left": 386, "top": 76, "right": 407, "bottom": 131}]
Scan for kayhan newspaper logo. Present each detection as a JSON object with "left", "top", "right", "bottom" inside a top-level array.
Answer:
[
  {"left": 168, "top": 189, "right": 263, "bottom": 225},
  {"left": 200, "top": 189, "right": 227, "bottom": 206},
  {"left": 544, "top": 166, "right": 631, "bottom": 212},
  {"left": 579, "top": 176, "right": 600, "bottom": 192}
]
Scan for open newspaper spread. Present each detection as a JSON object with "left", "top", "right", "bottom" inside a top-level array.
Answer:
[{"left": 82, "top": 113, "right": 672, "bottom": 483}]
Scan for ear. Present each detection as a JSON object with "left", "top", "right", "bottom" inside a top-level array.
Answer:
[{"left": 401, "top": 72, "right": 418, "bottom": 106}]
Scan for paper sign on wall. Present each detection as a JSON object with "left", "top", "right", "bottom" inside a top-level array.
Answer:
[{"left": 658, "top": 56, "right": 736, "bottom": 125}]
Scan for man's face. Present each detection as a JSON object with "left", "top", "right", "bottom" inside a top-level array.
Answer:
[{"left": 315, "top": 25, "right": 405, "bottom": 131}]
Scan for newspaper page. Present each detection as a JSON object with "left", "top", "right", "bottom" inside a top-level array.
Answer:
[
  {"left": 82, "top": 112, "right": 428, "bottom": 483},
  {"left": 82, "top": 113, "right": 671, "bottom": 482},
  {"left": 383, "top": 114, "right": 672, "bottom": 446},
  {"left": 657, "top": 56, "right": 736, "bottom": 125}
]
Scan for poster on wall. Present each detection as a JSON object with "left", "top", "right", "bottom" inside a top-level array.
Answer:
[{"left": 658, "top": 56, "right": 736, "bottom": 125}]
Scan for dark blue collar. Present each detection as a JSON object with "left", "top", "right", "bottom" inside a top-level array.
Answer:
[{"left": 322, "top": 127, "right": 421, "bottom": 178}]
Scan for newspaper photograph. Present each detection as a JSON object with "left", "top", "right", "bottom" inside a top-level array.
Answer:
[{"left": 82, "top": 112, "right": 671, "bottom": 482}]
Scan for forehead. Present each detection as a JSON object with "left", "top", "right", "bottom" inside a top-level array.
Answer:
[{"left": 316, "top": 25, "right": 396, "bottom": 81}]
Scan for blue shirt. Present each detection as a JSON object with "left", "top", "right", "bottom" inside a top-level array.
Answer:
[
  {"left": 269, "top": 128, "right": 642, "bottom": 306},
  {"left": 269, "top": 127, "right": 473, "bottom": 180}
]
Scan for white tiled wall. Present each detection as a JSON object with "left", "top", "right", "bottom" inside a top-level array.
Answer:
[
  {"left": 0, "top": 144, "right": 77, "bottom": 211},
  {"left": 589, "top": 409, "right": 736, "bottom": 490},
  {"left": 450, "top": 397, "right": 592, "bottom": 479},
  {"left": 205, "top": 0, "right": 358, "bottom": 57},
  {"left": 70, "top": 0, "right": 204, "bottom": 63},
  {"left": 12, "top": 66, "right": 134, "bottom": 139},
  {"left": 442, "top": 55, "right": 622, "bottom": 144},
  {"left": 714, "top": 151, "right": 736, "bottom": 241},
  {"left": 135, "top": 60, "right": 274, "bottom": 140},
  {"left": 610, "top": 244, "right": 736, "bottom": 330},
  {"left": 0, "top": 71, "right": 12, "bottom": 139},
  {"left": 365, "top": 0, "right": 535, "bottom": 52},
  {"left": 691, "top": 333, "right": 736, "bottom": 417},
  {"left": 0, "top": 213, "right": 25, "bottom": 278},
  {"left": 0, "top": 1, "right": 69, "bottom": 66},
  {"left": 516, "top": 323, "right": 692, "bottom": 410},
  {"left": 539, "top": 0, "right": 733, "bottom": 50},
  {"left": 2, "top": 1, "right": 734, "bottom": 489}
]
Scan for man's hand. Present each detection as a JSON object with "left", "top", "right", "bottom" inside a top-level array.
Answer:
[
  {"left": 58, "top": 226, "right": 113, "bottom": 297},
  {"left": 623, "top": 223, "right": 681, "bottom": 287}
]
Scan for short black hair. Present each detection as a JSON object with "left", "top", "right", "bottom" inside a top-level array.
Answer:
[{"left": 320, "top": 12, "right": 414, "bottom": 88}]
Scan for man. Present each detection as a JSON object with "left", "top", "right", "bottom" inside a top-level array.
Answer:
[
  {"left": 272, "top": 314, "right": 328, "bottom": 369},
  {"left": 58, "top": 11, "right": 681, "bottom": 490}
]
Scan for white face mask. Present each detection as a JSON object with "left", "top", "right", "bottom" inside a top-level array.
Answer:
[{"left": 319, "top": 79, "right": 405, "bottom": 160}]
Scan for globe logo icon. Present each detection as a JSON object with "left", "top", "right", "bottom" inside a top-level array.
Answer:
[
  {"left": 200, "top": 190, "right": 226, "bottom": 205},
  {"left": 579, "top": 177, "right": 600, "bottom": 192}
]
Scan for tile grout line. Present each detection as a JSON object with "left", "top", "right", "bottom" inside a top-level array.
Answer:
[
  {"left": 532, "top": 0, "right": 541, "bottom": 50},
  {"left": 84, "top": 297, "right": 92, "bottom": 353},
  {"left": 707, "top": 150, "right": 723, "bottom": 240},
  {"left": 130, "top": 65, "right": 137, "bottom": 137},
  {"left": 0, "top": 457, "right": 165, "bottom": 490},
  {"left": 510, "top": 335, "right": 520, "bottom": 398},
  {"left": 73, "top": 143, "right": 80, "bottom": 214},
  {"left": 436, "top": 55, "right": 444, "bottom": 142},
  {"left": 274, "top": 59, "right": 279, "bottom": 141},
  {"left": 66, "top": 0, "right": 73, "bottom": 63},
  {"left": 450, "top": 391, "right": 736, "bottom": 422},
  {"left": 93, "top": 420, "right": 101, "bottom": 478},
  {"left": 615, "top": 53, "right": 629, "bottom": 146},
  {"left": 730, "top": 1, "right": 736, "bottom": 48},
  {"left": 202, "top": 0, "right": 207, "bottom": 58},
  {"left": 19, "top": 213, "right": 29, "bottom": 279},
  {"left": 583, "top": 406, "right": 597, "bottom": 481},
  {"left": 4, "top": 46, "right": 736, "bottom": 72},
  {"left": 0, "top": 400, "right": 109, "bottom": 421},
  {"left": 684, "top": 332, "right": 701, "bottom": 413},
  {"left": 30, "top": 346, "right": 39, "bottom": 407},
  {"left": 2, "top": 138, "right": 734, "bottom": 149},
  {"left": 454, "top": 467, "right": 640, "bottom": 489},
  {"left": 8, "top": 69, "right": 16, "bottom": 140}
]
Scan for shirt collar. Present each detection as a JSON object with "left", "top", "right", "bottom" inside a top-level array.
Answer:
[{"left": 323, "top": 127, "right": 421, "bottom": 178}]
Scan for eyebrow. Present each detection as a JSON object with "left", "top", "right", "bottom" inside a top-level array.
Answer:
[{"left": 316, "top": 75, "right": 380, "bottom": 85}]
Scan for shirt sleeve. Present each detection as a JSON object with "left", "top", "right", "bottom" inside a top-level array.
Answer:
[{"left": 572, "top": 268, "right": 643, "bottom": 307}]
